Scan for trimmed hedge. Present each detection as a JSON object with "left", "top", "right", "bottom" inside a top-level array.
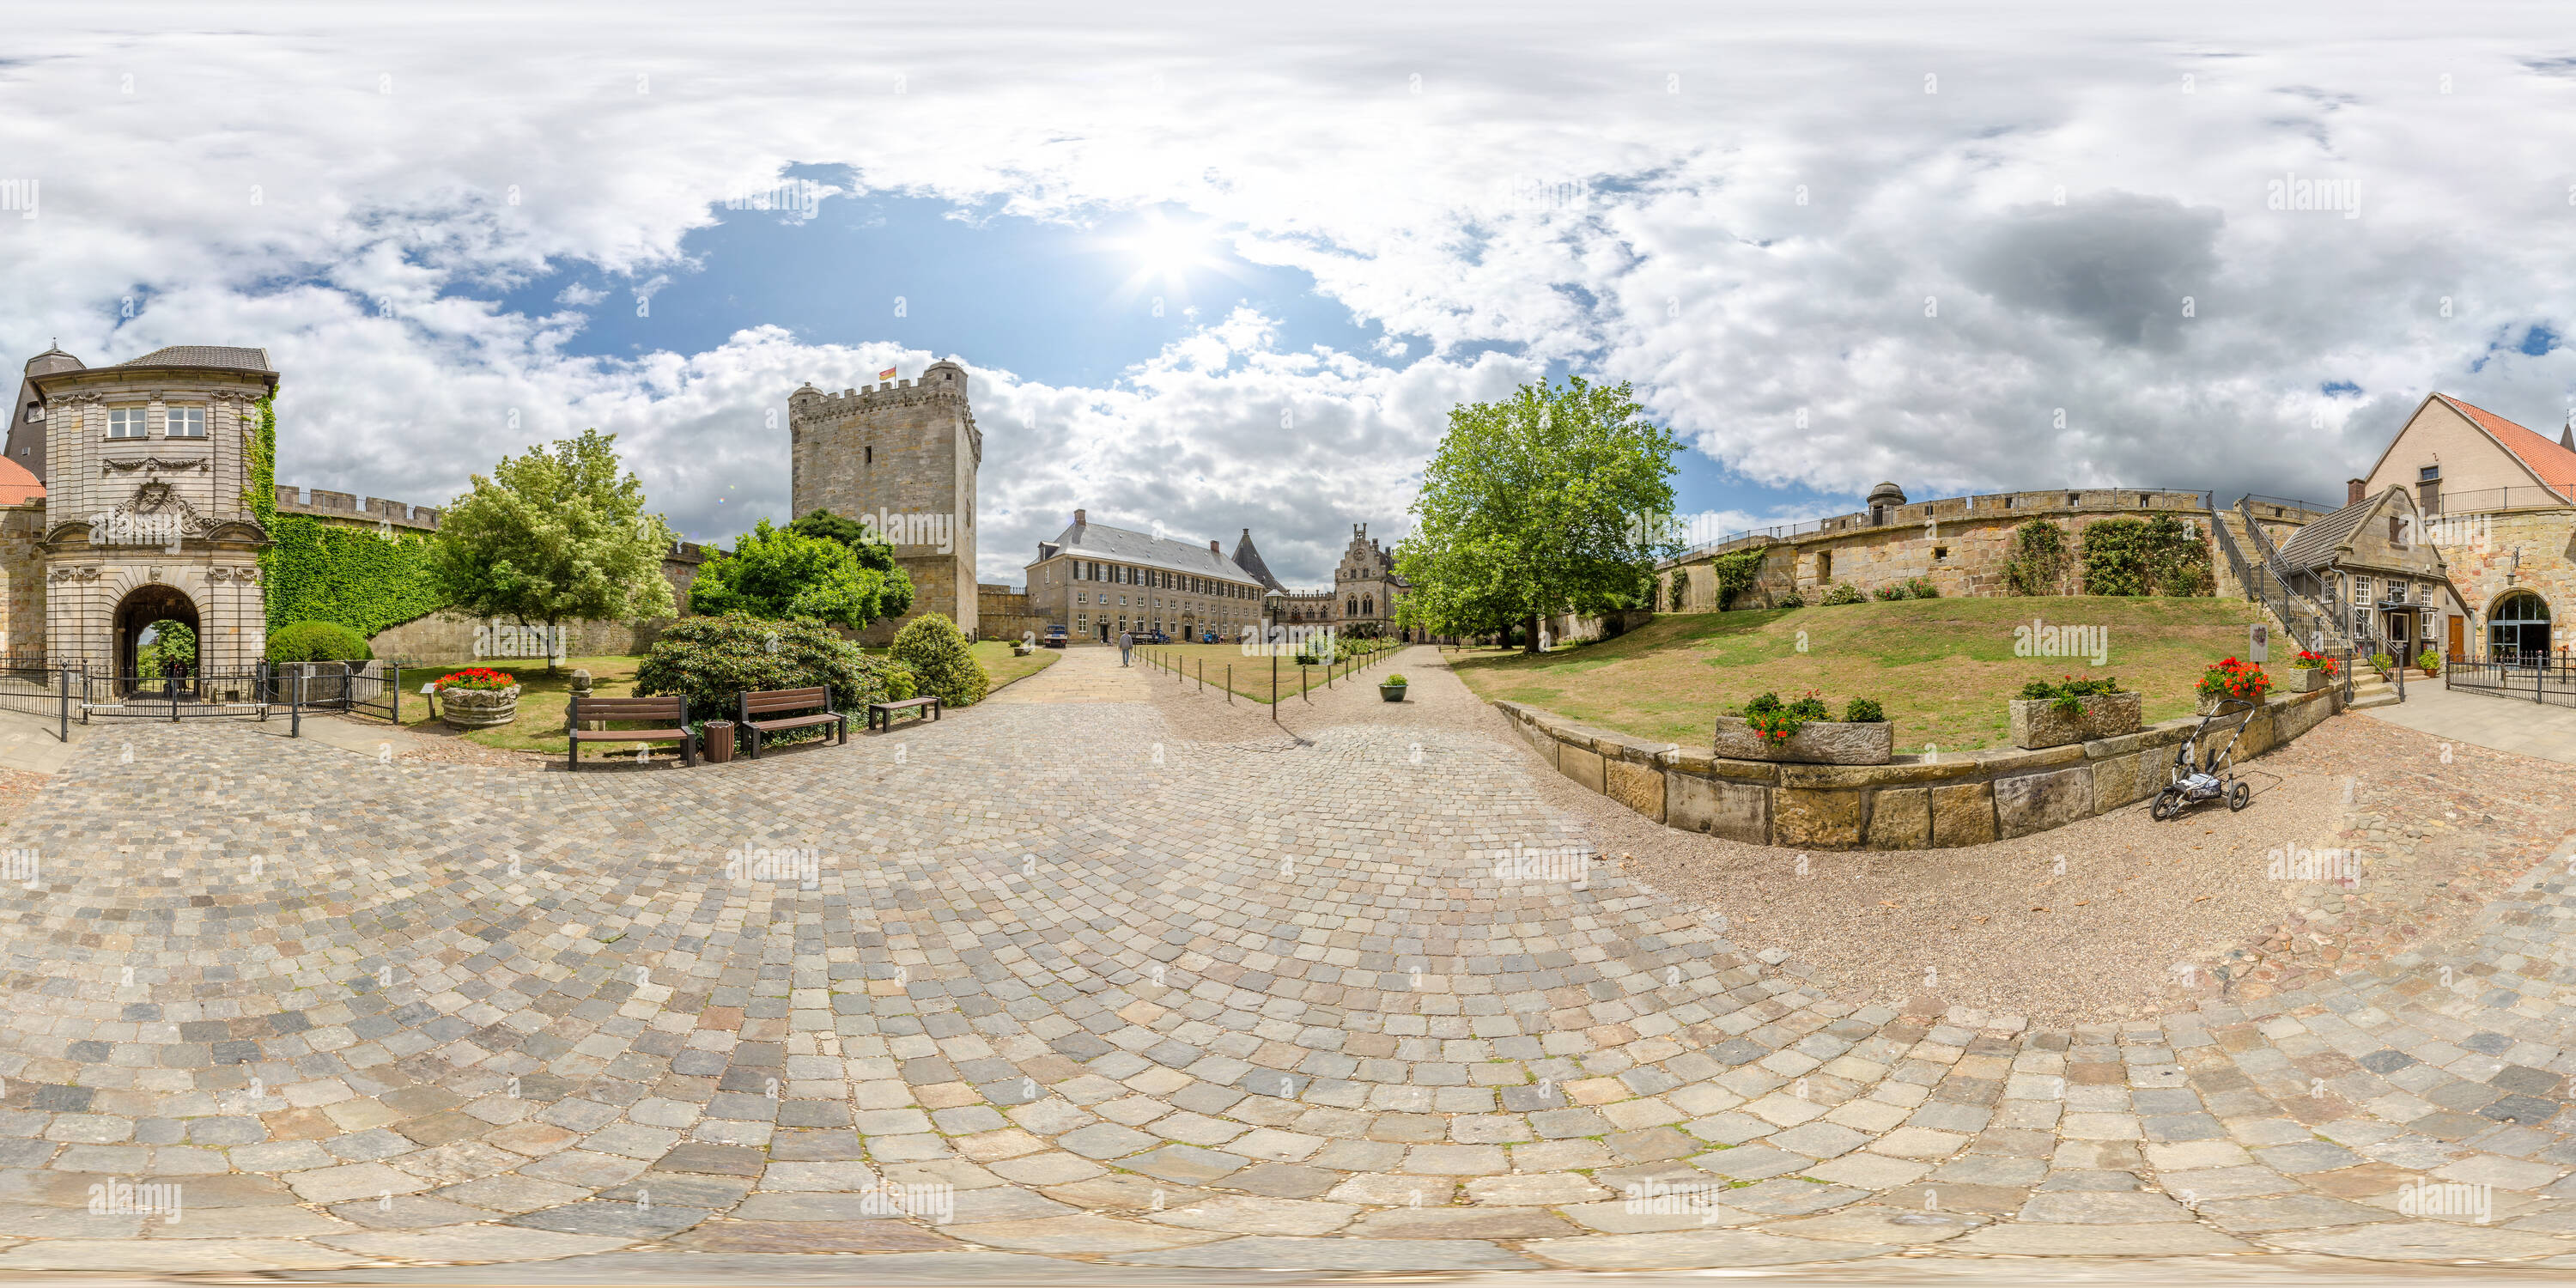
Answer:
[
  {"left": 268, "top": 621, "right": 371, "bottom": 664},
  {"left": 891, "top": 612, "right": 988, "bottom": 708}
]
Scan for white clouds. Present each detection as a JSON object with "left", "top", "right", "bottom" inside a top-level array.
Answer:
[{"left": 4, "top": 4, "right": 2576, "bottom": 589}]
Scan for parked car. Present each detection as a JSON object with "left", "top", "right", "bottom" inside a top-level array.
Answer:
[
  {"left": 1042, "top": 625, "right": 1068, "bottom": 648},
  {"left": 1138, "top": 629, "right": 1170, "bottom": 644}
]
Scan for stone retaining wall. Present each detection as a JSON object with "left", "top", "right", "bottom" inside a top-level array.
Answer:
[{"left": 1493, "top": 683, "right": 2344, "bottom": 849}]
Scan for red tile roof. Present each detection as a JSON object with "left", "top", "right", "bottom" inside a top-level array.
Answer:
[
  {"left": 2436, "top": 394, "right": 2576, "bottom": 498},
  {"left": 0, "top": 456, "right": 41, "bottom": 506}
]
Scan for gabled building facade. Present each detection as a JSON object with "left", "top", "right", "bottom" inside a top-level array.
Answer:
[
  {"left": 2357, "top": 393, "right": 2576, "bottom": 660},
  {"left": 2273, "top": 481, "right": 2462, "bottom": 659}
]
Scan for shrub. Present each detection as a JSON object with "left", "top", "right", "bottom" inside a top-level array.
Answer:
[
  {"left": 2079, "top": 513, "right": 2212, "bottom": 597},
  {"left": 1385, "top": 673, "right": 1409, "bottom": 685},
  {"left": 1872, "top": 585, "right": 1907, "bottom": 601},
  {"left": 268, "top": 621, "right": 371, "bottom": 664},
  {"left": 1743, "top": 691, "right": 1783, "bottom": 715},
  {"left": 1844, "top": 697, "right": 1885, "bottom": 722},
  {"left": 1774, "top": 590, "right": 1806, "bottom": 609},
  {"left": 891, "top": 612, "right": 989, "bottom": 708},
  {"left": 2416, "top": 649, "right": 2440, "bottom": 674},
  {"left": 1741, "top": 689, "right": 1831, "bottom": 742},
  {"left": 2006, "top": 518, "right": 2069, "bottom": 596},
  {"left": 2369, "top": 651, "right": 2394, "bottom": 672},
  {"left": 1905, "top": 575, "right": 1939, "bottom": 598},
  {"left": 635, "top": 612, "right": 910, "bottom": 721},
  {"left": 1822, "top": 582, "right": 1866, "bottom": 606},
  {"left": 1711, "top": 547, "right": 1766, "bottom": 611}
]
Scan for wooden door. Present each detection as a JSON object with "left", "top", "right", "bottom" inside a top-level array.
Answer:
[{"left": 2447, "top": 614, "right": 2464, "bottom": 659}]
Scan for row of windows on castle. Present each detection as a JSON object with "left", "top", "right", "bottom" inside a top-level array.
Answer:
[{"left": 23, "top": 404, "right": 211, "bottom": 439}]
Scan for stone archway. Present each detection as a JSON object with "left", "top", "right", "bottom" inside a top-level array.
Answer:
[
  {"left": 112, "top": 584, "right": 198, "bottom": 683},
  {"left": 2488, "top": 589, "right": 2551, "bottom": 662}
]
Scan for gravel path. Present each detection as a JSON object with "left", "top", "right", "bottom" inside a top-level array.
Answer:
[{"left": 1154, "top": 646, "right": 2576, "bottom": 1027}]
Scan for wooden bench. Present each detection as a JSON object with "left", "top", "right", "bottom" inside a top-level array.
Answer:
[
  {"left": 738, "top": 685, "right": 848, "bottom": 758},
  {"left": 867, "top": 695, "right": 941, "bottom": 732},
  {"left": 566, "top": 694, "right": 696, "bottom": 769}
]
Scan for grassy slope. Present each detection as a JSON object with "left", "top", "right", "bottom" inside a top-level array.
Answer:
[{"left": 1448, "top": 596, "right": 2263, "bottom": 752}]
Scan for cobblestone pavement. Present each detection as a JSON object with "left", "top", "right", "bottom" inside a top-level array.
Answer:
[{"left": 0, "top": 646, "right": 2573, "bottom": 1279}]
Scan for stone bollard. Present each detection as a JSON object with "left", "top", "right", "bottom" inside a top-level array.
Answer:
[{"left": 570, "top": 669, "right": 595, "bottom": 730}]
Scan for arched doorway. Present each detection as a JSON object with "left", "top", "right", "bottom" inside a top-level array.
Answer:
[
  {"left": 113, "top": 585, "right": 199, "bottom": 685},
  {"left": 2489, "top": 591, "right": 2551, "bottom": 663}
]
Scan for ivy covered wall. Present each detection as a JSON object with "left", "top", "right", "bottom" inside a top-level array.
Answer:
[{"left": 246, "top": 396, "right": 453, "bottom": 637}]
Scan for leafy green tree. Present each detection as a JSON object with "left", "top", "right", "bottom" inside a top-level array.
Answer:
[
  {"left": 2079, "top": 514, "right": 2213, "bottom": 597},
  {"left": 787, "top": 508, "right": 914, "bottom": 618},
  {"left": 428, "top": 429, "right": 677, "bottom": 667},
  {"left": 690, "top": 519, "right": 908, "bottom": 629},
  {"left": 1394, "top": 376, "right": 1681, "bottom": 653},
  {"left": 137, "top": 620, "right": 196, "bottom": 677}
]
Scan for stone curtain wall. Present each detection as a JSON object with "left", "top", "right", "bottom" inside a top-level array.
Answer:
[
  {"left": 1496, "top": 683, "right": 2341, "bottom": 850},
  {"left": 977, "top": 583, "right": 1043, "bottom": 646},
  {"left": 0, "top": 504, "right": 40, "bottom": 655},
  {"left": 1660, "top": 489, "right": 2228, "bottom": 611},
  {"left": 365, "top": 611, "right": 678, "bottom": 665}
]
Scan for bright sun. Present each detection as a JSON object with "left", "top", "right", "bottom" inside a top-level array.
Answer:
[{"left": 1107, "top": 212, "right": 1236, "bottom": 303}]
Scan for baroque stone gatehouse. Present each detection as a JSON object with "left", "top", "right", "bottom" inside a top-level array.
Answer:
[
  {"left": 788, "top": 361, "right": 981, "bottom": 644},
  {"left": 8, "top": 344, "right": 275, "bottom": 671}
]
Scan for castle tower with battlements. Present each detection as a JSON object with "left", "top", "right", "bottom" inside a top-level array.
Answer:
[{"left": 787, "top": 360, "right": 981, "bottom": 643}]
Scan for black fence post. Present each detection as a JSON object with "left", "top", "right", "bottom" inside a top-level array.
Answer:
[
  {"left": 56, "top": 665, "right": 67, "bottom": 743},
  {"left": 392, "top": 660, "right": 401, "bottom": 725},
  {"left": 291, "top": 665, "right": 302, "bottom": 738}
]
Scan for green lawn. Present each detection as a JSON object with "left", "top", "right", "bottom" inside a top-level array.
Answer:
[
  {"left": 381, "top": 641, "right": 1044, "bottom": 756},
  {"left": 1130, "top": 640, "right": 1406, "bottom": 704},
  {"left": 1446, "top": 596, "right": 2265, "bottom": 752}
]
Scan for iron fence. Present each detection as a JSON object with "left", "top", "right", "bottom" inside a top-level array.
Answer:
[
  {"left": 2447, "top": 654, "right": 2576, "bottom": 708},
  {"left": 81, "top": 665, "right": 271, "bottom": 721}
]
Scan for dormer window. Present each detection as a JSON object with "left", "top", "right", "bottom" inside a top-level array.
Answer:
[
  {"left": 106, "top": 407, "right": 147, "bottom": 439},
  {"left": 167, "top": 406, "right": 205, "bottom": 438}
]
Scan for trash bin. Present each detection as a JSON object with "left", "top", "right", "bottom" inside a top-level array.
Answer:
[{"left": 703, "top": 720, "right": 735, "bottom": 764}]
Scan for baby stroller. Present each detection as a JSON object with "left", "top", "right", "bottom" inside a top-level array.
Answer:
[{"left": 2149, "top": 697, "right": 2255, "bottom": 820}]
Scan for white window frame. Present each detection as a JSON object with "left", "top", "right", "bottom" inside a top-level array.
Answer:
[
  {"left": 165, "top": 405, "right": 206, "bottom": 438},
  {"left": 2351, "top": 574, "right": 2372, "bottom": 605},
  {"left": 106, "top": 406, "right": 148, "bottom": 440}
]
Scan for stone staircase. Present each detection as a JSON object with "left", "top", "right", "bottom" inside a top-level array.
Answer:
[{"left": 2347, "top": 665, "right": 2400, "bottom": 709}]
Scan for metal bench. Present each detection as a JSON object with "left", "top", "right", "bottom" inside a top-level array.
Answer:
[
  {"left": 738, "top": 685, "right": 848, "bottom": 758},
  {"left": 866, "top": 695, "right": 941, "bottom": 732},
  {"left": 566, "top": 694, "right": 696, "bottom": 769}
]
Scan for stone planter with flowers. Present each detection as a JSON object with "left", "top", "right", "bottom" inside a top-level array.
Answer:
[
  {"left": 437, "top": 667, "right": 523, "bottom": 729},
  {"left": 2009, "top": 677, "right": 2140, "bottom": 749},
  {"left": 1714, "top": 691, "right": 1892, "bottom": 764}
]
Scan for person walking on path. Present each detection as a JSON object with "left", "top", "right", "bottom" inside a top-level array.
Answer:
[{"left": 1119, "top": 630, "right": 1134, "bottom": 666}]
